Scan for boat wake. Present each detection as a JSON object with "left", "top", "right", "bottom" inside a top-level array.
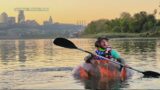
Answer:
[{"left": 15, "top": 67, "right": 74, "bottom": 72}]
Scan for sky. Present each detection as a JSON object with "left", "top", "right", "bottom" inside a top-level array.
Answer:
[{"left": 0, "top": 0, "right": 159, "bottom": 24}]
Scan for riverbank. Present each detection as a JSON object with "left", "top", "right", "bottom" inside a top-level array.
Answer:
[
  {"left": 0, "top": 32, "right": 160, "bottom": 39},
  {"left": 81, "top": 32, "right": 160, "bottom": 38}
]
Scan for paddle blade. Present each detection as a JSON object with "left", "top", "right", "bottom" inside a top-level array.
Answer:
[
  {"left": 53, "top": 38, "right": 78, "bottom": 49},
  {"left": 142, "top": 71, "right": 160, "bottom": 78}
]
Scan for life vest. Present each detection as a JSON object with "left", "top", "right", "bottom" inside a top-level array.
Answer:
[{"left": 95, "top": 47, "right": 113, "bottom": 60}]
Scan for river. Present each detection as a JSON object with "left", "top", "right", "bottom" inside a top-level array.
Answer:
[{"left": 0, "top": 38, "right": 159, "bottom": 89}]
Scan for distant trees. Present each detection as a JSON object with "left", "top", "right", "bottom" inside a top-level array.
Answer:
[{"left": 83, "top": 11, "right": 160, "bottom": 35}]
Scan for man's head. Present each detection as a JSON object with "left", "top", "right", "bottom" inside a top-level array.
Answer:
[{"left": 95, "top": 37, "right": 109, "bottom": 49}]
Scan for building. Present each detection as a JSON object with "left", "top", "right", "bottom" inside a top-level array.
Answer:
[
  {"left": 25, "top": 20, "right": 39, "bottom": 26},
  {"left": 0, "top": 12, "right": 8, "bottom": 24},
  {"left": 18, "top": 10, "right": 25, "bottom": 24},
  {"left": 0, "top": 12, "right": 16, "bottom": 26},
  {"left": 8, "top": 17, "right": 16, "bottom": 25},
  {"left": 49, "top": 16, "right": 53, "bottom": 23},
  {"left": 43, "top": 16, "right": 53, "bottom": 26}
]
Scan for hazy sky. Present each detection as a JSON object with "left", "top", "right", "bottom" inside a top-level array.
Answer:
[{"left": 0, "top": 0, "right": 159, "bottom": 24}]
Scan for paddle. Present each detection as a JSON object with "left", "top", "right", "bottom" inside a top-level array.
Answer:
[{"left": 53, "top": 37, "right": 160, "bottom": 78}]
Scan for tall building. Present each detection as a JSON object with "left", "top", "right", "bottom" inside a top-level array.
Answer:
[
  {"left": 49, "top": 16, "right": 53, "bottom": 23},
  {"left": 43, "top": 16, "right": 53, "bottom": 25},
  {"left": 0, "top": 12, "right": 8, "bottom": 24},
  {"left": 18, "top": 10, "right": 25, "bottom": 24}
]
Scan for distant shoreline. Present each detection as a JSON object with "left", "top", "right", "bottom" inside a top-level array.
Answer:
[
  {"left": 0, "top": 33, "right": 160, "bottom": 40},
  {"left": 80, "top": 32, "right": 160, "bottom": 38}
]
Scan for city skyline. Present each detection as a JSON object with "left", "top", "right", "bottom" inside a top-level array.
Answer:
[
  {"left": 0, "top": 0, "right": 159, "bottom": 24},
  {"left": 0, "top": 10, "right": 84, "bottom": 39},
  {"left": 0, "top": 11, "right": 54, "bottom": 25}
]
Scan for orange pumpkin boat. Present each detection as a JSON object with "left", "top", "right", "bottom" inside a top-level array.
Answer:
[{"left": 73, "top": 60, "right": 133, "bottom": 81}]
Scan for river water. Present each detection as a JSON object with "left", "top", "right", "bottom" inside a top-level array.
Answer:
[{"left": 0, "top": 38, "right": 160, "bottom": 89}]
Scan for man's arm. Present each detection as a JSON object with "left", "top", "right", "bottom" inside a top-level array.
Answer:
[
  {"left": 111, "top": 49, "right": 125, "bottom": 64},
  {"left": 111, "top": 49, "right": 120, "bottom": 59}
]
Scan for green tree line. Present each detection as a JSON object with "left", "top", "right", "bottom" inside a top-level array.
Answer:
[{"left": 83, "top": 11, "right": 160, "bottom": 35}]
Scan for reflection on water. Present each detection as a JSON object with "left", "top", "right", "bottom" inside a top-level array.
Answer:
[
  {"left": 0, "top": 38, "right": 159, "bottom": 89},
  {"left": 111, "top": 39, "right": 158, "bottom": 70}
]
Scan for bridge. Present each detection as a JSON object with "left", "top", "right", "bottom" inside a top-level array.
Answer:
[{"left": 14, "top": 7, "right": 49, "bottom": 12}]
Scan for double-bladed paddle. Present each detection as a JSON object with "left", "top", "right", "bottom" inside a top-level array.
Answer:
[{"left": 53, "top": 37, "right": 160, "bottom": 78}]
